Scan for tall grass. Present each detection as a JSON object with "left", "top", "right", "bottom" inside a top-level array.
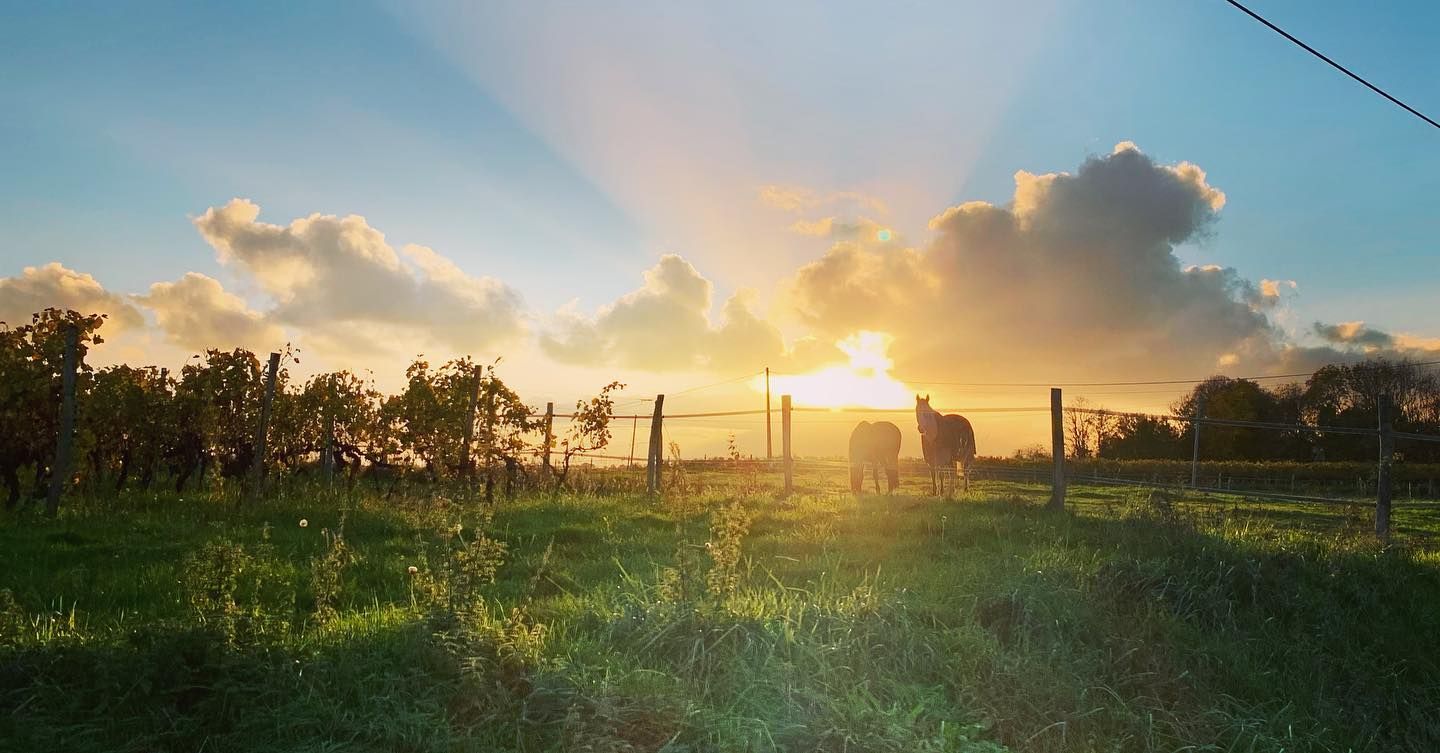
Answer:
[{"left": 2, "top": 479, "right": 1438, "bottom": 751}]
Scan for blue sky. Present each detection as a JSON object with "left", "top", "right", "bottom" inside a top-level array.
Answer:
[{"left": 2, "top": 0, "right": 1437, "bottom": 364}]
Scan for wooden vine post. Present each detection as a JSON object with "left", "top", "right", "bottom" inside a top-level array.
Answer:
[
  {"left": 462, "top": 366, "right": 481, "bottom": 478},
  {"left": 1190, "top": 396, "right": 1205, "bottom": 488},
  {"left": 44, "top": 324, "right": 79, "bottom": 518},
  {"left": 247, "top": 351, "right": 281, "bottom": 504},
  {"left": 321, "top": 374, "right": 335, "bottom": 484},
  {"left": 542, "top": 402, "right": 555, "bottom": 476}
]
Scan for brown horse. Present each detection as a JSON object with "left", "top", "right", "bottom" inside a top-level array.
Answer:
[
  {"left": 849, "top": 421, "right": 901, "bottom": 494},
  {"left": 916, "top": 395, "right": 976, "bottom": 497}
]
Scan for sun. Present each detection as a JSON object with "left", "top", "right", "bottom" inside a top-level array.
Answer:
[{"left": 760, "top": 331, "right": 911, "bottom": 409}]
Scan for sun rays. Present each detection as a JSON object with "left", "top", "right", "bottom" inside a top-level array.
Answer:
[{"left": 758, "top": 331, "right": 912, "bottom": 409}]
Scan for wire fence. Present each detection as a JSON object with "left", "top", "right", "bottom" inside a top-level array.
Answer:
[
  {"left": 540, "top": 382, "right": 1440, "bottom": 540},
  {"left": 23, "top": 329, "right": 1440, "bottom": 542}
]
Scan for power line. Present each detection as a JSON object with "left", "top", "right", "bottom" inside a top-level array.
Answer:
[
  {"left": 668, "top": 370, "right": 763, "bottom": 399},
  {"left": 1223, "top": 0, "right": 1440, "bottom": 131},
  {"left": 898, "top": 359, "right": 1440, "bottom": 389}
]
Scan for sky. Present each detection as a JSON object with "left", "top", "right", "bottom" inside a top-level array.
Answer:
[{"left": 3, "top": 0, "right": 1439, "bottom": 457}]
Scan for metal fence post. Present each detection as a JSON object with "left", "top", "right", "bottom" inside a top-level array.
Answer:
[
  {"left": 1377, "top": 393, "right": 1393, "bottom": 541},
  {"left": 1049, "top": 387, "right": 1065, "bottom": 510}
]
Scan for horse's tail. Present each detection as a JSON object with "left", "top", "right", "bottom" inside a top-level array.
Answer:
[
  {"left": 955, "top": 417, "right": 977, "bottom": 468},
  {"left": 849, "top": 463, "right": 864, "bottom": 494}
]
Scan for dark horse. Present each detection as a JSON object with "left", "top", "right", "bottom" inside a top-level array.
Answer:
[
  {"left": 916, "top": 394, "right": 976, "bottom": 497},
  {"left": 849, "top": 421, "right": 901, "bottom": 494}
]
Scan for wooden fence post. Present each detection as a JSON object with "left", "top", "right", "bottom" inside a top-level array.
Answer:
[
  {"left": 646, "top": 395, "right": 665, "bottom": 494},
  {"left": 542, "top": 402, "right": 554, "bottom": 476},
  {"left": 44, "top": 325, "right": 79, "bottom": 518},
  {"left": 1049, "top": 387, "right": 1065, "bottom": 510},
  {"left": 248, "top": 352, "right": 281, "bottom": 503},
  {"left": 462, "top": 366, "right": 481, "bottom": 478},
  {"left": 1377, "top": 393, "right": 1393, "bottom": 541},
  {"left": 782, "top": 394, "right": 793, "bottom": 496},
  {"left": 1190, "top": 396, "right": 1205, "bottom": 488}
]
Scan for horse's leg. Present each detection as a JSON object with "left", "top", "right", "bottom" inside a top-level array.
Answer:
[
  {"left": 886, "top": 461, "right": 898, "bottom": 495},
  {"left": 872, "top": 463, "right": 880, "bottom": 494}
]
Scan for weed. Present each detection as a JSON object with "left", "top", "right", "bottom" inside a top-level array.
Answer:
[
  {"left": 704, "top": 499, "right": 750, "bottom": 602},
  {"left": 309, "top": 521, "right": 352, "bottom": 624}
]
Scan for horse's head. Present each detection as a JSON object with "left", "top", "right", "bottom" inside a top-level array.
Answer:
[{"left": 915, "top": 394, "right": 937, "bottom": 435}]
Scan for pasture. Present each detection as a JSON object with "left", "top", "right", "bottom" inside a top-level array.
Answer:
[{"left": 3, "top": 468, "right": 1440, "bottom": 752}]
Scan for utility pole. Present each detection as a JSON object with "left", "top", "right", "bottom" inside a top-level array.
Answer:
[{"left": 765, "top": 367, "right": 773, "bottom": 460}]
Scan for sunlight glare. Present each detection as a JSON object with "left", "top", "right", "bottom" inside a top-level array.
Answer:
[{"left": 760, "top": 331, "right": 912, "bottom": 409}]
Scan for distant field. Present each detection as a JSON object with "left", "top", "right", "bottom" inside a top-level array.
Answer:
[{"left": 4, "top": 471, "right": 1440, "bottom": 752}]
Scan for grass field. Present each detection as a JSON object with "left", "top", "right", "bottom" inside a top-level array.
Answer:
[{"left": 4, "top": 466, "right": 1440, "bottom": 752}]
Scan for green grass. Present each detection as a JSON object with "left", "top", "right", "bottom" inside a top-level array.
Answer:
[{"left": 3, "top": 469, "right": 1440, "bottom": 752}]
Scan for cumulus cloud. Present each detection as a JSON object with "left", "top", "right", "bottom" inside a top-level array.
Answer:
[
  {"left": 193, "top": 199, "right": 524, "bottom": 353},
  {"left": 1314, "top": 321, "right": 1394, "bottom": 350},
  {"left": 786, "top": 143, "right": 1278, "bottom": 380},
  {"left": 541, "top": 254, "right": 841, "bottom": 371},
  {"left": 1301, "top": 321, "right": 1440, "bottom": 366},
  {"left": 136, "top": 272, "right": 284, "bottom": 351},
  {"left": 0, "top": 263, "right": 145, "bottom": 332}
]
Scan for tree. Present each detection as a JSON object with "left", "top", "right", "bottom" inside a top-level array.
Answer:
[
  {"left": 1064, "top": 397, "right": 1117, "bottom": 459},
  {"left": 80, "top": 364, "right": 171, "bottom": 491},
  {"left": 0, "top": 308, "right": 106, "bottom": 509},
  {"left": 171, "top": 348, "right": 282, "bottom": 488},
  {"left": 1098, "top": 415, "right": 1186, "bottom": 459},
  {"left": 290, "top": 371, "right": 385, "bottom": 478},
  {"left": 1173, "top": 377, "right": 1287, "bottom": 461},
  {"left": 472, "top": 361, "right": 537, "bottom": 499},
  {"left": 553, "top": 381, "right": 624, "bottom": 492},
  {"left": 1302, "top": 359, "right": 1440, "bottom": 462}
]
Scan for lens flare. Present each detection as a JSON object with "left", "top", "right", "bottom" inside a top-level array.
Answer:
[{"left": 758, "top": 331, "right": 910, "bottom": 409}]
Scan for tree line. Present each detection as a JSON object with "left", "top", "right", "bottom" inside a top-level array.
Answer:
[
  {"left": 1063, "top": 360, "right": 1440, "bottom": 462},
  {"left": 2, "top": 309, "right": 622, "bottom": 511}
]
